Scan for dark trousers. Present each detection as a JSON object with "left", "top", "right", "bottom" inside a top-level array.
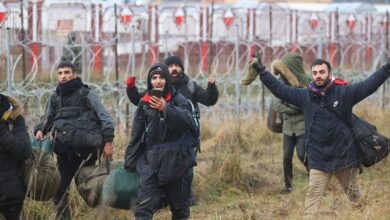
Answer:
[
  {"left": 0, "top": 203, "right": 23, "bottom": 220},
  {"left": 184, "top": 147, "right": 197, "bottom": 200},
  {"left": 135, "top": 173, "right": 189, "bottom": 220},
  {"left": 283, "top": 134, "right": 305, "bottom": 188},
  {"left": 54, "top": 152, "right": 96, "bottom": 219}
]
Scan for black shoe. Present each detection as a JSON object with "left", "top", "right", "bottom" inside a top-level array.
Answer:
[{"left": 280, "top": 187, "right": 292, "bottom": 194}]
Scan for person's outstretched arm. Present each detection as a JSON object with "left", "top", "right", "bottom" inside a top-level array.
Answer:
[
  {"left": 126, "top": 76, "right": 146, "bottom": 106},
  {"left": 347, "top": 60, "right": 390, "bottom": 105}
]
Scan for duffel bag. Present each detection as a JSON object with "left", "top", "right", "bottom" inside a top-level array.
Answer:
[
  {"left": 24, "top": 147, "right": 61, "bottom": 201},
  {"left": 75, "top": 160, "right": 123, "bottom": 208},
  {"left": 101, "top": 166, "right": 139, "bottom": 210}
]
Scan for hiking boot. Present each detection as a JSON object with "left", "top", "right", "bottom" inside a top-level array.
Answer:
[
  {"left": 280, "top": 187, "right": 292, "bottom": 194},
  {"left": 242, "top": 58, "right": 260, "bottom": 85}
]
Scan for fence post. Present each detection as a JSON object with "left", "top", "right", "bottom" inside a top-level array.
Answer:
[
  {"left": 6, "top": 28, "right": 12, "bottom": 95},
  {"left": 235, "top": 24, "right": 241, "bottom": 121}
]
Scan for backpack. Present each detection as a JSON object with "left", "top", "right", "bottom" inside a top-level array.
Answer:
[
  {"left": 350, "top": 114, "right": 389, "bottom": 167},
  {"left": 187, "top": 99, "right": 200, "bottom": 147},
  {"left": 266, "top": 100, "right": 283, "bottom": 133},
  {"left": 325, "top": 106, "right": 390, "bottom": 167},
  {"left": 52, "top": 87, "right": 104, "bottom": 153}
]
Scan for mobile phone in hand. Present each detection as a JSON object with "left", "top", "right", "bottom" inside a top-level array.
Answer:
[{"left": 150, "top": 88, "right": 162, "bottom": 98}]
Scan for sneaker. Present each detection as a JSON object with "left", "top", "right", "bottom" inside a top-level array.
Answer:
[{"left": 280, "top": 187, "right": 292, "bottom": 194}]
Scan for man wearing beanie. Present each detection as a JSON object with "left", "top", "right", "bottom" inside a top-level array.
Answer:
[
  {"left": 125, "top": 63, "right": 195, "bottom": 220},
  {"left": 34, "top": 62, "right": 115, "bottom": 219},
  {"left": 0, "top": 94, "right": 32, "bottom": 220},
  {"left": 126, "top": 55, "right": 219, "bottom": 205}
]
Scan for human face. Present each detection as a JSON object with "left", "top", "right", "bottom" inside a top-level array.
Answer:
[
  {"left": 168, "top": 63, "right": 182, "bottom": 78},
  {"left": 57, "top": 67, "right": 77, "bottom": 83},
  {"left": 311, "top": 63, "right": 331, "bottom": 87},
  {"left": 151, "top": 73, "right": 166, "bottom": 90}
]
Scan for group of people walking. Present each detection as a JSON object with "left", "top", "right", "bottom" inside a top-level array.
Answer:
[{"left": 0, "top": 50, "right": 389, "bottom": 220}]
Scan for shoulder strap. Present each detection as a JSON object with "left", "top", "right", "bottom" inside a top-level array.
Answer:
[
  {"left": 187, "top": 99, "right": 199, "bottom": 128},
  {"left": 187, "top": 79, "right": 195, "bottom": 96}
]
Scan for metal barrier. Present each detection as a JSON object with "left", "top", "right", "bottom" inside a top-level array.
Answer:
[{"left": 0, "top": 1, "right": 389, "bottom": 129}]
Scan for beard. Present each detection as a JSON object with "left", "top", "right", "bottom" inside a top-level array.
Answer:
[
  {"left": 170, "top": 70, "right": 182, "bottom": 84},
  {"left": 315, "top": 78, "right": 331, "bottom": 88}
]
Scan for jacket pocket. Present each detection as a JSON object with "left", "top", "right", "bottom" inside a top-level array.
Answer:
[
  {"left": 157, "top": 146, "right": 186, "bottom": 185},
  {"left": 0, "top": 176, "right": 25, "bottom": 206}
]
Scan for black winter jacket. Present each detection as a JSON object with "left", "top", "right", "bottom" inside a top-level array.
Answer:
[
  {"left": 260, "top": 66, "right": 390, "bottom": 171},
  {"left": 125, "top": 89, "right": 195, "bottom": 184},
  {"left": 0, "top": 96, "right": 32, "bottom": 206},
  {"left": 34, "top": 80, "right": 114, "bottom": 157}
]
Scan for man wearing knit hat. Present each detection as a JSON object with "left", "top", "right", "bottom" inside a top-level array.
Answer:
[{"left": 126, "top": 55, "right": 219, "bottom": 205}]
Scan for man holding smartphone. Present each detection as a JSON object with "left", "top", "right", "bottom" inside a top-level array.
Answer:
[
  {"left": 126, "top": 55, "right": 219, "bottom": 205},
  {"left": 125, "top": 63, "right": 195, "bottom": 219}
]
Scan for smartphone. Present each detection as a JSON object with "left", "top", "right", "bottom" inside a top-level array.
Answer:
[{"left": 150, "top": 88, "right": 162, "bottom": 98}]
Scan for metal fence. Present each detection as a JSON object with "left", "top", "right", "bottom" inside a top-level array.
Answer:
[{"left": 0, "top": 1, "right": 389, "bottom": 129}]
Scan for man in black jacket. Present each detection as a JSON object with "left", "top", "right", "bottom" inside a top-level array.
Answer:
[
  {"left": 126, "top": 55, "right": 219, "bottom": 205},
  {"left": 0, "top": 94, "right": 32, "bottom": 220},
  {"left": 34, "top": 62, "right": 115, "bottom": 219},
  {"left": 124, "top": 63, "right": 195, "bottom": 219},
  {"left": 245, "top": 55, "right": 390, "bottom": 219}
]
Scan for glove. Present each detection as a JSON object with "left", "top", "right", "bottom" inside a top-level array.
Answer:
[
  {"left": 126, "top": 76, "right": 136, "bottom": 88},
  {"left": 242, "top": 52, "right": 266, "bottom": 85},
  {"left": 251, "top": 52, "right": 266, "bottom": 75}
]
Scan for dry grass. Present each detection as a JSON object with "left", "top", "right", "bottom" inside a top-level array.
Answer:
[{"left": 16, "top": 103, "right": 390, "bottom": 220}]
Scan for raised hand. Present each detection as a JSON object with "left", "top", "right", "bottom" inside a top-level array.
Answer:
[{"left": 126, "top": 76, "right": 136, "bottom": 88}]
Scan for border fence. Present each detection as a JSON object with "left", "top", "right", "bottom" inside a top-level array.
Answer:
[{"left": 0, "top": 1, "right": 389, "bottom": 129}]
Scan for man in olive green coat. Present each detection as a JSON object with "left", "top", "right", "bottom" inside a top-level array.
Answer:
[{"left": 243, "top": 53, "right": 310, "bottom": 194}]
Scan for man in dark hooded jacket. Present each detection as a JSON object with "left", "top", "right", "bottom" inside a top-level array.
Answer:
[
  {"left": 124, "top": 63, "right": 195, "bottom": 220},
  {"left": 34, "top": 62, "right": 114, "bottom": 219},
  {"left": 126, "top": 55, "right": 218, "bottom": 205},
  {"left": 244, "top": 55, "right": 390, "bottom": 219},
  {"left": 0, "top": 94, "right": 32, "bottom": 220}
]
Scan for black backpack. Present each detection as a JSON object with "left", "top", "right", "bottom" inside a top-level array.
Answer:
[
  {"left": 350, "top": 114, "right": 389, "bottom": 167},
  {"left": 187, "top": 99, "right": 200, "bottom": 148},
  {"left": 326, "top": 106, "right": 390, "bottom": 167}
]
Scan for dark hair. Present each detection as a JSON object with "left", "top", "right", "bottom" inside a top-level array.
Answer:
[
  {"left": 311, "top": 59, "right": 331, "bottom": 72},
  {"left": 57, "top": 61, "right": 76, "bottom": 73}
]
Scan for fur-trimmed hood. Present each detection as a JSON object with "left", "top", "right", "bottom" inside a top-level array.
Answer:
[
  {"left": 2, "top": 95, "right": 22, "bottom": 120},
  {"left": 271, "top": 53, "right": 310, "bottom": 88}
]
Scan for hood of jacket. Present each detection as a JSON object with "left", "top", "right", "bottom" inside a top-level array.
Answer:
[
  {"left": 0, "top": 95, "right": 22, "bottom": 120},
  {"left": 146, "top": 63, "right": 172, "bottom": 97},
  {"left": 271, "top": 53, "right": 311, "bottom": 88}
]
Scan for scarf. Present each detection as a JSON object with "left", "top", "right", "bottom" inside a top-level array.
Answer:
[
  {"left": 308, "top": 76, "right": 349, "bottom": 96},
  {"left": 56, "top": 77, "right": 83, "bottom": 96},
  {"left": 142, "top": 91, "right": 172, "bottom": 104}
]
